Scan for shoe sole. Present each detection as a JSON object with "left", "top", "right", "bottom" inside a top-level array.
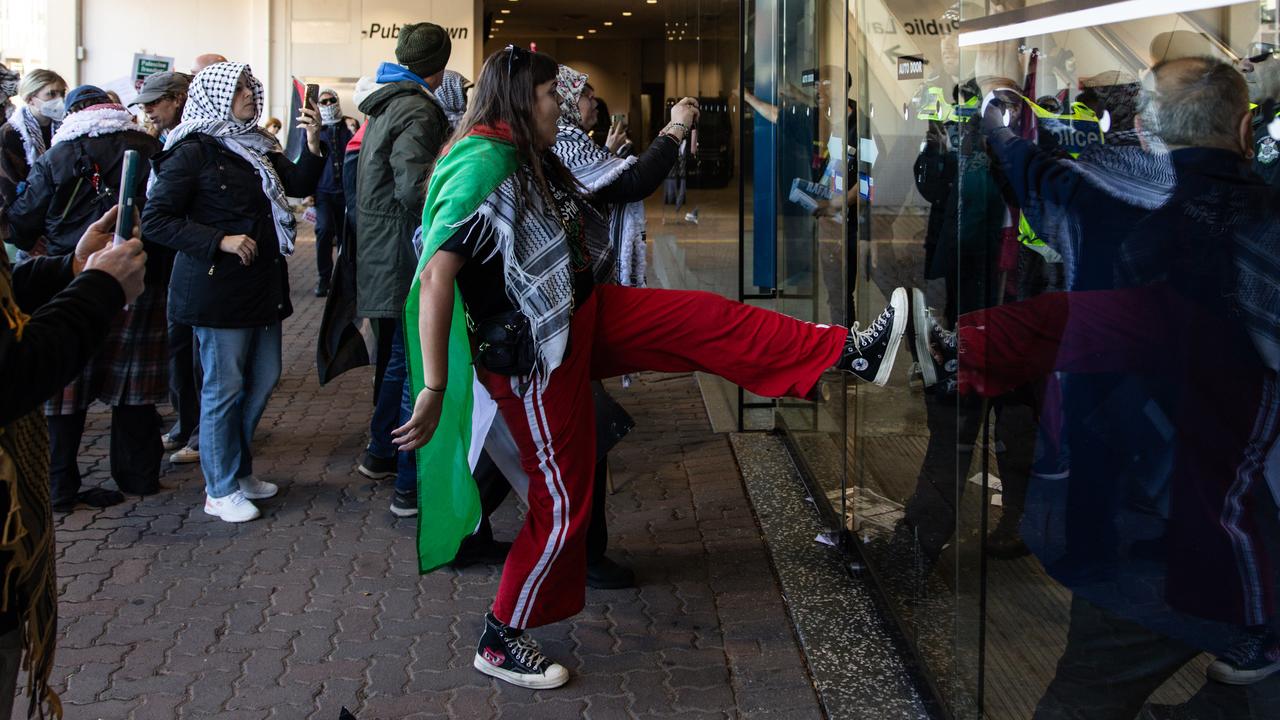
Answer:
[
  {"left": 472, "top": 654, "right": 569, "bottom": 689},
  {"left": 871, "top": 287, "right": 909, "bottom": 387},
  {"left": 202, "top": 505, "right": 261, "bottom": 523},
  {"left": 910, "top": 288, "right": 937, "bottom": 387},
  {"left": 1207, "top": 660, "right": 1280, "bottom": 685},
  {"left": 389, "top": 505, "right": 419, "bottom": 518},
  {"left": 170, "top": 452, "right": 200, "bottom": 464},
  {"left": 356, "top": 464, "right": 396, "bottom": 480},
  {"left": 240, "top": 487, "right": 278, "bottom": 500}
]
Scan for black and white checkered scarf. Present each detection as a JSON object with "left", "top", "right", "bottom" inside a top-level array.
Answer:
[
  {"left": 160, "top": 62, "right": 297, "bottom": 255},
  {"left": 0, "top": 65, "right": 18, "bottom": 123},
  {"left": 13, "top": 105, "right": 56, "bottom": 169},
  {"left": 454, "top": 167, "right": 615, "bottom": 377},
  {"left": 434, "top": 71, "right": 470, "bottom": 129},
  {"left": 552, "top": 124, "right": 647, "bottom": 287}
]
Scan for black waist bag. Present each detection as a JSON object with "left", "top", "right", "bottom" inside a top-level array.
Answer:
[{"left": 475, "top": 310, "right": 536, "bottom": 376}]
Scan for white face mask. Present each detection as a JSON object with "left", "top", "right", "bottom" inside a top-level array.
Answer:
[
  {"left": 36, "top": 97, "right": 66, "bottom": 122},
  {"left": 320, "top": 104, "right": 342, "bottom": 125}
]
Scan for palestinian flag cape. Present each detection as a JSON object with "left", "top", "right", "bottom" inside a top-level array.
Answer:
[{"left": 404, "top": 132, "right": 518, "bottom": 573}]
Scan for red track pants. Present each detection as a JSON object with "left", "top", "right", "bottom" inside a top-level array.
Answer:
[{"left": 478, "top": 285, "right": 847, "bottom": 629}]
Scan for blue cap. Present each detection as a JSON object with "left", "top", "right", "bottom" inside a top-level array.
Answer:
[{"left": 65, "top": 85, "right": 113, "bottom": 113}]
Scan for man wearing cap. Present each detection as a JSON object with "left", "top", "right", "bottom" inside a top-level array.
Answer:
[
  {"left": 2, "top": 85, "right": 171, "bottom": 511},
  {"left": 131, "top": 71, "right": 191, "bottom": 143},
  {"left": 131, "top": 70, "right": 201, "bottom": 464},
  {"left": 353, "top": 22, "right": 452, "bottom": 520}
]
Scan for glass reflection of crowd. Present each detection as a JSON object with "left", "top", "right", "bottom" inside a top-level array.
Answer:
[{"left": 877, "top": 17, "right": 1280, "bottom": 718}]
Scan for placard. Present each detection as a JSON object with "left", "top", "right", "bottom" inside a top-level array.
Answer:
[{"left": 132, "top": 53, "right": 174, "bottom": 90}]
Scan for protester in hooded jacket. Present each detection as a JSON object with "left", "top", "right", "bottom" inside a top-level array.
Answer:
[
  {"left": 0, "top": 70, "right": 66, "bottom": 215},
  {"left": 2, "top": 85, "right": 168, "bottom": 513},
  {"left": 352, "top": 22, "right": 452, "bottom": 519},
  {"left": 142, "top": 62, "right": 325, "bottom": 524},
  {"left": 312, "top": 87, "right": 353, "bottom": 297}
]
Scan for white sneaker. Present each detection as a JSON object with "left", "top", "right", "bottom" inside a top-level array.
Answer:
[
  {"left": 169, "top": 445, "right": 200, "bottom": 464},
  {"left": 204, "top": 490, "right": 261, "bottom": 523},
  {"left": 237, "top": 475, "right": 278, "bottom": 500}
]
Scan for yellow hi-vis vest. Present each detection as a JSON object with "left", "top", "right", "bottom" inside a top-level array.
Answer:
[
  {"left": 1022, "top": 98, "right": 1106, "bottom": 158},
  {"left": 1016, "top": 96, "right": 1105, "bottom": 261},
  {"left": 915, "top": 87, "right": 979, "bottom": 122}
]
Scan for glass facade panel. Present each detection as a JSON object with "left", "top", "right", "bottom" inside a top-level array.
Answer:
[{"left": 735, "top": 0, "right": 1280, "bottom": 717}]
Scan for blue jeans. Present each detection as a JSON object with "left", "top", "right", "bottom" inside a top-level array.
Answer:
[
  {"left": 397, "top": 359, "right": 417, "bottom": 494},
  {"left": 195, "top": 324, "right": 282, "bottom": 499},
  {"left": 367, "top": 326, "right": 406, "bottom": 460}
]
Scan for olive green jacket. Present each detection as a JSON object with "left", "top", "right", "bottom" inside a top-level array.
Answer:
[{"left": 355, "top": 80, "right": 450, "bottom": 319}]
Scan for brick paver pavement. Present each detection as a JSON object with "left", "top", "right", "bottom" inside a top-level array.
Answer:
[{"left": 26, "top": 235, "right": 824, "bottom": 719}]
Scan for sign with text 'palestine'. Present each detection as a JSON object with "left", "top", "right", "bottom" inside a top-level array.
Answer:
[{"left": 132, "top": 53, "right": 174, "bottom": 90}]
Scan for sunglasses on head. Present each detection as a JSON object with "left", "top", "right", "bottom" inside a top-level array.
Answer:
[
  {"left": 319, "top": 97, "right": 338, "bottom": 106},
  {"left": 506, "top": 44, "right": 526, "bottom": 77}
]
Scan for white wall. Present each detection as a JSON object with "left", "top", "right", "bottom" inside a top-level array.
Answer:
[{"left": 65, "top": 0, "right": 482, "bottom": 123}]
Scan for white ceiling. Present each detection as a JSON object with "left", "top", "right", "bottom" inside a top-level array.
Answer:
[{"left": 483, "top": 0, "right": 734, "bottom": 41}]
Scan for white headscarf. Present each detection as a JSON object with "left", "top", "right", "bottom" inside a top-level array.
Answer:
[
  {"left": 161, "top": 62, "right": 297, "bottom": 255},
  {"left": 319, "top": 86, "right": 342, "bottom": 126}
]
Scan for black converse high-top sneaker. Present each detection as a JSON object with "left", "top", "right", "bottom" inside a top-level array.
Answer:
[
  {"left": 835, "top": 287, "right": 908, "bottom": 386},
  {"left": 473, "top": 612, "right": 570, "bottom": 689}
]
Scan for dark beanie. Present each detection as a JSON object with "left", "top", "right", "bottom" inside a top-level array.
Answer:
[{"left": 396, "top": 22, "right": 452, "bottom": 79}]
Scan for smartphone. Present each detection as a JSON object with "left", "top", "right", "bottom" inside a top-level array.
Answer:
[
  {"left": 610, "top": 112, "right": 627, "bottom": 129},
  {"left": 304, "top": 83, "right": 320, "bottom": 111},
  {"left": 114, "top": 150, "right": 141, "bottom": 246},
  {"left": 689, "top": 127, "right": 699, "bottom": 155}
]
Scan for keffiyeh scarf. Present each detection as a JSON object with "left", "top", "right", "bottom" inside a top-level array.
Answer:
[
  {"left": 435, "top": 71, "right": 470, "bottom": 128},
  {"left": 14, "top": 105, "right": 56, "bottom": 169},
  {"left": 455, "top": 155, "right": 615, "bottom": 377},
  {"left": 51, "top": 104, "right": 141, "bottom": 146},
  {"left": 319, "top": 86, "right": 343, "bottom": 126},
  {"left": 404, "top": 130, "right": 613, "bottom": 573},
  {"left": 0, "top": 65, "right": 17, "bottom": 123},
  {"left": 161, "top": 62, "right": 297, "bottom": 255},
  {"left": 555, "top": 65, "right": 588, "bottom": 129},
  {"left": 553, "top": 123, "right": 647, "bottom": 287}
]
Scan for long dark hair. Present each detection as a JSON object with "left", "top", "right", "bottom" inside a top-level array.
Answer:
[{"left": 442, "top": 46, "right": 581, "bottom": 200}]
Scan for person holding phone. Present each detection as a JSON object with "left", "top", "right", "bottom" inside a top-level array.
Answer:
[
  {"left": 142, "top": 62, "right": 325, "bottom": 523},
  {"left": 1, "top": 84, "right": 167, "bottom": 512},
  {"left": 0, "top": 205, "right": 147, "bottom": 720},
  {"left": 311, "top": 87, "right": 353, "bottom": 297}
]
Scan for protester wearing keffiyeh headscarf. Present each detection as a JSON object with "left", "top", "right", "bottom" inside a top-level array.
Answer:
[
  {"left": 319, "top": 86, "right": 343, "bottom": 126},
  {"left": 162, "top": 62, "right": 300, "bottom": 255},
  {"left": 434, "top": 70, "right": 471, "bottom": 129}
]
